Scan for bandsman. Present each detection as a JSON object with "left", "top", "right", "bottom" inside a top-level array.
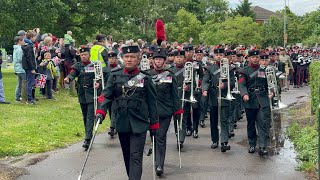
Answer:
[
  {"left": 149, "top": 47, "right": 183, "bottom": 176},
  {"left": 64, "top": 47, "right": 101, "bottom": 150},
  {"left": 202, "top": 46, "right": 235, "bottom": 152},
  {"left": 95, "top": 45, "right": 159, "bottom": 180},
  {"left": 238, "top": 50, "right": 273, "bottom": 156}
]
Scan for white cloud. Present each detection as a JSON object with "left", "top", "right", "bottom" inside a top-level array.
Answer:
[{"left": 227, "top": 0, "right": 320, "bottom": 16}]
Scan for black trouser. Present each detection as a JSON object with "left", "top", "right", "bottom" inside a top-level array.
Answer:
[
  {"left": 210, "top": 106, "right": 230, "bottom": 143},
  {"left": 155, "top": 117, "right": 171, "bottom": 169},
  {"left": 118, "top": 132, "right": 147, "bottom": 180},
  {"left": 199, "top": 95, "right": 209, "bottom": 122},
  {"left": 80, "top": 103, "right": 94, "bottom": 140},
  {"left": 245, "top": 107, "right": 271, "bottom": 148},
  {"left": 187, "top": 107, "right": 200, "bottom": 131},
  {"left": 46, "top": 79, "right": 53, "bottom": 99}
]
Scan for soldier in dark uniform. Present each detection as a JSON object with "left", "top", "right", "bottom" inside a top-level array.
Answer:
[
  {"left": 105, "top": 51, "right": 122, "bottom": 137},
  {"left": 64, "top": 47, "right": 101, "bottom": 150},
  {"left": 148, "top": 48, "right": 183, "bottom": 176},
  {"left": 290, "top": 47, "right": 300, "bottom": 88},
  {"left": 166, "top": 51, "right": 175, "bottom": 69},
  {"left": 238, "top": 50, "right": 273, "bottom": 156},
  {"left": 170, "top": 49, "right": 190, "bottom": 149},
  {"left": 184, "top": 45, "right": 203, "bottom": 138},
  {"left": 95, "top": 45, "right": 159, "bottom": 180},
  {"left": 202, "top": 47, "right": 235, "bottom": 152},
  {"left": 199, "top": 55, "right": 214, "bottom": 128},
  {"left": 228, "top": 50, "right": 238, "bottom": 138}
]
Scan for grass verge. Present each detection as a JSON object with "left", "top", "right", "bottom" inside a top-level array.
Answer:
[
  {"left": 0, "top": 68, "right": 109, "bottom": 158},
  {"left": 286, "top": 101, "right": 318, "bottom": 178}
]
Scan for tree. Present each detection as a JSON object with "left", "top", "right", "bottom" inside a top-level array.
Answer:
[
  {"left": 261, "top": 15, "right": 283, "bottom": 47},
  {"left": 232, "top": 0, "right": 255, "bottom": 19},
  {"left": 166, "top": 9, "right": 203, "bottom": 44},
  {"left": 200, "top": 16, "right": 262, "bottom": 46}
]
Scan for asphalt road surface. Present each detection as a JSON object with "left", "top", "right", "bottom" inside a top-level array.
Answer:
[{"left": 18, "top": 86, "right": 310, "bottom": 180}]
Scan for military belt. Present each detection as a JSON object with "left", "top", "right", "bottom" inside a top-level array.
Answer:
[{"left": 249, "top": 87, "right": 265, "bottom": 92}]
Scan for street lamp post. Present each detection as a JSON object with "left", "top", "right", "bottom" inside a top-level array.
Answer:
[{"left": 284, "top": 0, "right": 287, "bottom": 48}]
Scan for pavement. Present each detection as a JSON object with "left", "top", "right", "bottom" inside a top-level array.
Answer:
[{"left": 16, "top": 86, "right": 310, "bottom": 180}]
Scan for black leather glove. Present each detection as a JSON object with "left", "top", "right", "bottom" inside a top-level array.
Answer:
[{"left": 95, "top": 114, "right": 104, "bottom": 124}]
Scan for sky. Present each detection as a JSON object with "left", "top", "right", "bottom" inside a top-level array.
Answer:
[{"left": 228, "top": 0, "right": 320, "bottom": 16}]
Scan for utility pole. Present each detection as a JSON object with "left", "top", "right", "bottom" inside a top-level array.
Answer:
[{"left": 284, "top": 0, "right": 287, "bottom": 48}]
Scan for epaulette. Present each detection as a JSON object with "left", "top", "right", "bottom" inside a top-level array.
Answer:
[{"left": 111, "top": 66, "right": 122, "bottom": 72}]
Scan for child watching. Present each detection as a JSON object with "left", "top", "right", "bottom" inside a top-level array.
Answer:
[
  {"left": 39, "top": 50, "right": 56, "bottom": 99},
  {"left": 64, "top": 31, "right": 75, "bottom": 47}
]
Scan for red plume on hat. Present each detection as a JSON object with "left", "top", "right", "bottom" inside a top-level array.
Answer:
[{"left": 156, "top": 19, "right": 166, "bottom": 46}]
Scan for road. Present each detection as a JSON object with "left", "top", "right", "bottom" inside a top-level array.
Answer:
[{"left": 17, "top": 86, "right": 310, "bottom": 180}]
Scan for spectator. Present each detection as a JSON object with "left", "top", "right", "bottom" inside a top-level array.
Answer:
[
  {"left": 64, "top": 31, "right": 75, "bottom": 47},
  {"left": 22, "top": 30, "right": 37, "bottom": 105},
  {"left": 0, "top": 50, "right": 10, "bottom": 104},
  {"left": 38, "top": 51, "right": 56, "bottom": 99},
  {"left": 13, "top": 36, "right": 26, "bottom": 102}
]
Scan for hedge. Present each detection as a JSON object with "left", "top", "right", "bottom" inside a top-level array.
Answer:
[{"left": 309, "top": 61, "right": 320, "bottom": 116}]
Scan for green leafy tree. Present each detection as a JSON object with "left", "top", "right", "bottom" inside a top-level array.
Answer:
[
  {"left": 166, "top": 9, "right": 203, "bottom": 44},
  {"left": 201, "top": 16, "right": 262, "bottom": 46},
  {"left": 261, "top": 15, "right": 283, "bottom": 47},
  {"left": 232, "top": 0, "right": 255, "bottom": 19}
]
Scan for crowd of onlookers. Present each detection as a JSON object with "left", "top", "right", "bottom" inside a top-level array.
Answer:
[{"left": 0, "top": 27, "right": 320, "bottom": 105}]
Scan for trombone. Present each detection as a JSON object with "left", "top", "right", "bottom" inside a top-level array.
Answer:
[
  {"left": 93, "top": 61, "right": 105, "bottom": 112},
  {"left": 181, "top": 62, "right": 197, "bottom": 103},
  {"left": 140, "top": 54, "right": 150, "bottom": 71},
  {"left": 219, "top": 58, "right": 235, "bottom": 101}
]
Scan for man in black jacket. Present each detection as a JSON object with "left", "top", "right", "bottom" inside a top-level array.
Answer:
[{"left": 22, "top": 30, "right": 37, "bottom": 105}]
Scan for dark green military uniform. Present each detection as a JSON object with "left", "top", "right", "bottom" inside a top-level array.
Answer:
[
  {"left": 202, "top": 60, "right": 235, "bottom": 150},
  {"left": 169, "top": 60, "right": 191, "bottom": 146},
  {"left": 184, "top": 46, "right": 203, "bottom": 137},
  {"left": 96, "top": 46, "right": 158, "bottom": 179},
  {"left": 148, "top": 65, "right": 181, "bottom": 175},
  {"left": 67, "top": 61, "right": 99, "bottom": 142},
  {"left": 238, "top": 51, "right": 271, "bottom": 154}
]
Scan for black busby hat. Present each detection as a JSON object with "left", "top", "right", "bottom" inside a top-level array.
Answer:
[
  {"left": 214, "top": 45, "right": 225, "bottom": 54},
  {"left": 183, "top": 45, "right": 194, "bottom": 51},
  {"left": 108, "top": 51, "right": 117, "bottom": 58},
  {"left": 80, "top": 46, "right": 90, "bottom": 53},
  {"left": 248, "top": 50, "right": 260, "bottom": 57},
  {"left": 122, "top": 46, "right": 140, "bottom": 54},
  {"left": 153, "top": 48, "right": 167, "bottom": 59},
  {"left": 174, "top": 49, "right": 185, "bottom": 56},
  {"left": 260, "top": 54, "right": 269, "bottom": 59},
  {"left": 195, "top": 49, "right": 203, "bottom": 54},
  {"left": 224, "top": 50, "right": 231, "bottom": 56}
]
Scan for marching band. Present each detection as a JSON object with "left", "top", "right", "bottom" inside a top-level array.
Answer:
[{"left": 70, "top": 21, "right": 317, "bottom": 180}]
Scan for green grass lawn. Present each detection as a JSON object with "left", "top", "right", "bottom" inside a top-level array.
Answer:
[{"left": 0, "top": 68, "right": 109, "bottom": 158}]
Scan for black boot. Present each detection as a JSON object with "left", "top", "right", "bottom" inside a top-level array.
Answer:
[
  {"left": 221, "top": 143, "right": 231, "bottom": 152},
  {"left": 228, "top": 132, "right": 235, "bottom": 138},
  {"left": 177, "top": 142, "right": 184, "bottom": 150},
  {"left": 211, "top": 142, "right": 219, "bottom": 149},
  {"left": 248, "top": 146, "right": 256, "bottom": 153},
  {"left": 234, "top": 122, "right": 237, "bottom": 128},
  {"left": 82, "top": 140, "right": 91, "bottom": 151},
  {"left": 200, "top": 120, "right": 205, "bottom": 128},
  {"left": 193, "top": 130, "right": 198, "bottom": 138},
  {"left": 259, "top": 147, "right": 268, "bottom": 156},
  {"left": 186, "top": 129, "right": 192, "bottom": 136},
  {"left": 156, "top": 166, "right": 163, "bottom": 176},
  {"left": 108, "top": 127, "right": 116, "bottom": 137}
]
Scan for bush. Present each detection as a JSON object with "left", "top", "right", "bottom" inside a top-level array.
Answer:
[{"left": 309, "top": 61, "right": 320, "bottom": 116}]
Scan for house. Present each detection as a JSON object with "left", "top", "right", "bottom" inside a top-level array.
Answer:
[{"left": 252, "top": 6, "right": 277, "bottom": 24}]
